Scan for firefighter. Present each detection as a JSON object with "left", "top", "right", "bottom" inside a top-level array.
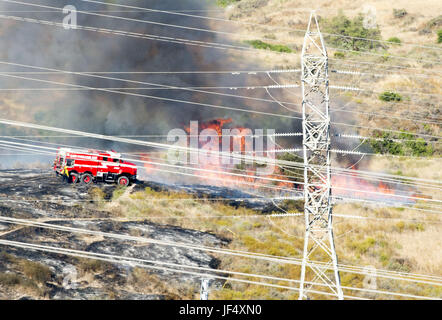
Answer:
[{"left": 63, "top": 166, "right": 69, "bottom": 183}]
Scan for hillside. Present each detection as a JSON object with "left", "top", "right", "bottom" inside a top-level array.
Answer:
[
  {"left": 218, "top": 0, "right": 441, "bottom": 156},
  {"left": 0, "top": 0, "right": 440, "bottom": 301},
  {"left": 0, "top": 169, "right": 440, "bottom": 300}
]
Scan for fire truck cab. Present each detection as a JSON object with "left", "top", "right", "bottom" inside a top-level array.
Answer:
[{"left": 53, "top": 148, "right": 137, "bottom": 186}]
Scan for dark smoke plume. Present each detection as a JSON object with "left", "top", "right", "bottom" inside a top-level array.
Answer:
[{"left": 0, "top": 0, "right": 363, "bottom": 168}]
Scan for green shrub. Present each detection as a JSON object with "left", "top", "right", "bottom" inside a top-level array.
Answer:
[
  {"left": 393, "top": 9, "right": 407, "bottom": 19},
  {"left": 244, "top": 40, "right": 292, "bottom": 53},
  {"left": 216, "top": 0, "right": 240, "bottom": 7},
  {"left": 379, "top": 91, "right": 403, "bottom": 102},
  {"left": 334, "top": 51, "right": 345, "bottom": 58},
  {"left": 277, "top": 153, "right": 304, "bottom": 181},
  {"left": 404, "top": 137, "right": 434, "bottom": 156},
  {"left": 368, "top": 134, "right": 404, "bottom": 155},
  {"left": 112, "top": 186, "right": 126, "bottom": 200},
  {"left": 350, "top": 237, "right": 376, "bottom": 255},
  {"left": 322, "top": 13, "right": 382, "bottom": 51},
  {"left": 387, "top": 37, "right": 401, "bottom": 44},
  {"left": 438, "top": 29, "right": 442, "bottom": 43},
  {"left": 366, "top": 132, "right": 434, "bottom": 156}
]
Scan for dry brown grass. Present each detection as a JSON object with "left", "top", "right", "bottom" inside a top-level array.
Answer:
[
  {"left": 222, "top": 0, "right": 442, "bottom": 144},
  {"left": 389, "top": 225, "right": 442, "bottom": 274},
  {"left": 0, "top": 252, "right": 52, "bottom": 298},
  {"left": 366, "top": 157, "right": 442, "bottom": 200},
  {"left": 83, "top": 0, "right": 442, "bottom": 300},
  {"left": 129, "top": 267, "right": 196, "bottom": 300},
  {"left": 225, "top": 0, "right": 442, "bottom": 44},
  {"left": 103, "top": 184, "right": 441, "bottom": 299}
]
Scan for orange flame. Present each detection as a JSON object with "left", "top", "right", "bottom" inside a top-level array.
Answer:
[
  {"left": 331, "top": 171, "right": 415, "bottom": 203},
  {"left": 139, "top": 154, "right": 154, "bottom": 174}
]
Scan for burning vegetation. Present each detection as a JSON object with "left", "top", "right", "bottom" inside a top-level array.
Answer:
[
  {"left": 139, "top": 118, "right": 302, "bottom": 192},
  {"left": 137, "top": 117, "right": 419, "bottom": 204}
]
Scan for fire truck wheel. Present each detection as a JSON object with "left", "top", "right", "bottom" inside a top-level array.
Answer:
[
  {"left": 117, "top": 176, "right": 130, "bottom": 186},
  {"left": 81, "top": 173, "right": 94, "bottom": 185},
  {"left": 70, "top": 173, "right": 80, "bottom": 184}
]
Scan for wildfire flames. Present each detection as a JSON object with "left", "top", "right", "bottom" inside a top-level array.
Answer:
[
  {"left": 191, "top": 118, "right": 233, "bottom": 136},
  {"left": 331, "top": 167, "right": 416, "bottom": 204},
  {"left": 186, "top": 118, "right": 295, "bottom": 190},
  {"left": 139, "top": 154, "right": 155, "bottom": 174},
  {"left": 139, "top": 118, "right": 296, "bottom": 192},
  {"left": 138, "top": 118, "right": 418, "bottom": 203},
  {"left": 184, "top": 118, "right": 251, "bottom": 153}
]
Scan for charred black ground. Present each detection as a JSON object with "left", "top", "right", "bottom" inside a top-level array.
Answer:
[{"left": 0, "top": 169, "right": 235, "bottom": 299}]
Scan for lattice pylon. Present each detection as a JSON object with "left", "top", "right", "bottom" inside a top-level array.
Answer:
[{"left": 298, "top": 11, "right": 343, "bottom": 300}]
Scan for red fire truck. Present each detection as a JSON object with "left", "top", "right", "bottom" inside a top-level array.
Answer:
[{"left": 53, "top": 148, "right": 137, "bottom": 186}]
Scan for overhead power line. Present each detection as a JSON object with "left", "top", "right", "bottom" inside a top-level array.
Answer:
[
  {"left": 0, "top": 9, "right": 226, "bottom": 13},
  {"left": 0, "top": 77, "right": 439, "bottom": 124},
  {"left": 1, "top": 119, "right": 440, "bottom": 189},
  {"left": 0, "top": 1, "right": 440, "bottom": 301},
  {"left": 329, "top": 47, "right": 441, "bottom": 65},
  {"left": 330, "top": 67, "right": 442, "bottom": 80},
  {"left": 0, "top": 0, "right": 439, "bottom": 67},
  {"left": 0, "top": 69, "right": 301, "bottom": 75},
  {"left": 7, "top": 135, "right": 442, "bottom": 196},
  {"left": 0, "top": 191, "right": 440, "bottom": 223},
  {"left": 0, "top": 65, "right": 439, "bottom": 79},
  {"left": 0, "top": 218, "right": 439, "bottom": 298},
  {"left": 0, "top": 14, "right": 250, "bottom": 51},
  {"left": 0, "top": 59, "right": 441, "bottom": 140},
  {"left": 1, "top": 137, "right": 441, "bottom": 208},
  {"left": 0, "top": 68, "right": 299, "bottom": 120},
  {"left": 81, "top": 0, "right": 442, "bottom": 51},
  {"left": 0, "top": 87, "right": 439, "bottom": 125},
  {"left": 0, "top": 238, "right": 373, "bottom": 300},
  {"left": 3, "top": 140, "right": 441, "bottom": 210},
  {"left": 0, "top": 12, "right": 433, "bottom": 80},
  {"left": 1, "top": 214, "right": 441, "bottom": 286},
  {"left": 1, "top": 0, "right": 238, "bottom": 35}
]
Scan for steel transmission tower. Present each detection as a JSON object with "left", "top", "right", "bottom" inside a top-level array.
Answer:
[{"left": 298, "top": 11, "right": 343, "bottom": 300}]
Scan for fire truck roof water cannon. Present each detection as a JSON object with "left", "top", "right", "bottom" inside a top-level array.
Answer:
[{"left": 53, "top": 148, "right": 137, "bottom": 186}]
